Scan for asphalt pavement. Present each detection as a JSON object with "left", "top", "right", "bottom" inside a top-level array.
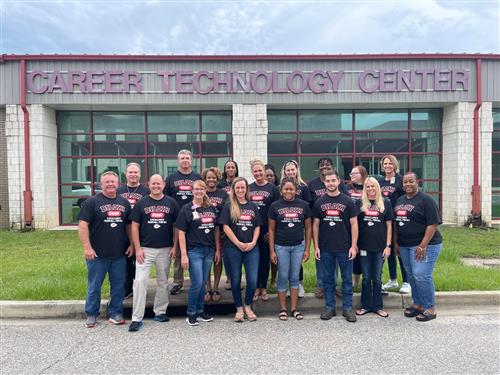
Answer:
[{"left": 1, "top": 307, "right": 499, "bottom": 374}]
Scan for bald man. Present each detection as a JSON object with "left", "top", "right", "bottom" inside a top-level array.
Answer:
[{"left": 128, "top": 174, "right": 180, "bottom": 332}]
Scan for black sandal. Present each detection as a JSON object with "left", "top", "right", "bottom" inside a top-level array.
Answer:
[
  {"left": 291, "top": 310, "right": 303, "bottom": 320},
  {"left": 404, "top": 306, "right": 422, "bottom": 318},
  {"left": 278, "top": 310, "right": 288, "bottom": 321},
  {"left": 416, "top": 310, "right": 436, "bottom": 322}
]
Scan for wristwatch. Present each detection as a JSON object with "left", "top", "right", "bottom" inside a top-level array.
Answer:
[{"left": 386, "top": 244, "right": 392, "bottom": 248}]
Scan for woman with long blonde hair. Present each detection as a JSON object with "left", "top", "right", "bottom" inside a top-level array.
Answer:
[
  {"left": 219, "top": 177, "right": 261, "bottom": 322},
  {"left": 356, "top": 177, "right": 393, "bottom": 318}
]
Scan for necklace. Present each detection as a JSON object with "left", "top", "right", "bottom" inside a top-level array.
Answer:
[{"left": 127, "top": 185, "right": 140, "bottom": 194}]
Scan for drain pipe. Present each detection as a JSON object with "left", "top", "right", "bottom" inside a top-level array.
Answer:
[
  {"left": 20, "top": 59, "right": 33, "bottom": 228},
  {"left": 471, "top": 58, "right": 482, "bottom": 224}
]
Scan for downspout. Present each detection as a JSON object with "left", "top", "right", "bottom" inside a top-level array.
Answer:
[
  {"left": 471, "top": 58, "right": 482, "bottom": 223},
  {"left": 20, "top": 59, "right": 33, "bottom": 228}
]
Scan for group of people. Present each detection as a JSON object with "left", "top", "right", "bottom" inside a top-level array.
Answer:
[{"left": 78, "top": 150, "right": 443, "bottom": 331}]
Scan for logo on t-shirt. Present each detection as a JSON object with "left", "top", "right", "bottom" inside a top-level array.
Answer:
[
  {"left": 394, "top": 204, "right": 415, "bottom": 226},
  {"left": 381, "top": 186, "right": 396, "bottom": 197},
  {"left": 179, "top": 185, "right": 192, "bottom": 191},
  {"left": 150, "top": 212, "right": 165, "bottom": 219},
  {"left": 99, "top": 203, "right": 126, "bottom": 227}
]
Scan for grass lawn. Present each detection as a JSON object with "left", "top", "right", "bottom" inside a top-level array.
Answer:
[{"left": 0, "top": 227, "right": 499, "bottom": 300}]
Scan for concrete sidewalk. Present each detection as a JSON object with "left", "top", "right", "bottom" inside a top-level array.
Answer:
[{"left": 1, "top": 278, "right": 499, "bottom": 319}]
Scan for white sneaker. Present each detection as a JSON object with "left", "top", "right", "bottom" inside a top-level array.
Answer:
[
  {"left": 399, "top": 282, "right": 411, "bottom": 294},
  {"left": 382, "top": 279, "right": 399, "bottom": 290},
  {"left": 298, "top": 283, "right": 305, "bottom": 298}
]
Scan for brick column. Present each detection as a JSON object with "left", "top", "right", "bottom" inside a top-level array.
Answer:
[{"left": 232, "top": 104, "right": 268, "bottom": 180}]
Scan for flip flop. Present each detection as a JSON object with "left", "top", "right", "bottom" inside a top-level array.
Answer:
[
  {"left": 356, "top": 308, "right": 370, "bottom": 316},
  {"left": 375, "top": 309, "right": 389, "bottom": 318}
]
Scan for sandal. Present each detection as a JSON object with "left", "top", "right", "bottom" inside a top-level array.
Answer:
[
  {"left": 212, "top": 290, "right": 221, "bottom": 302},
  {"left": 356, "top": 308, "right": 370, "bottom": 316},
  {"left": 261, "top": 290, "right": 270, "bottom": 302},
  {"left": 278, "top": 310, "right": 288, "bottom": 321},
  {"left": 314, "top": 288, "right": 324, "bottom": 299},
  {"left": 244, "top": 307, "right": 257, "bottom": 321},
  {"left": 375, "top": 309, "right": 389, "bottom": 318},
  {"left": 404, "top": 306, "right": 423, "bottom": 318},
  {"left": 204, "top": 291, "right": 213, "bottom": 303},
  {"left": 291, "top": 310, "right": 304, "bottom": 320},
  {"left": 416, "top": 310, "right": 436, "bottom": 322},
  {"left": 234, "top": 310, "right": 244, "bottom": 323},
  {"left": 253, "top": 291, "right": 260, "bottom": 302}
]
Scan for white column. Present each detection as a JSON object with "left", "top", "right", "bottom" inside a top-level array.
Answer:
[{"left": 232, "top": 104, "right": 268, "bottom": 180}]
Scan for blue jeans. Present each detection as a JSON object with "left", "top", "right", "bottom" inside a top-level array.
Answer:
[
  {"left": 223, "top": 245, "right": 259, "bottom": 308},
  {"left": 256, "top": 226, "right": 270, "bottom": 289},
  {"left": 187, "top": 247, "right": 214, "bottom": 317},
  {"left": 359, "top": 251, "right": 384, "bottom": 311},
  {"left": 321, "top": 251, "right": 353, "bottom": 311},
  {"left": 85, "top": 256, "right": 126, "bottom": 317},
  {"left": 386, "top": 250, "right": 408, "bottom": 282},
  {"left": 275, "top": 243, "right": 305, "bottom": 292},
  {"left": 399, "top": 244, "right": 442, "bottom": 310},
  {"left": 315, "top": 258, "right": 324, "bottom": 289}
]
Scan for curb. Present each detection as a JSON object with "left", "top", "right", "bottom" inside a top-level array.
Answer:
[{"left": 1, "top": 291, "right": 498, "bottom": 320}]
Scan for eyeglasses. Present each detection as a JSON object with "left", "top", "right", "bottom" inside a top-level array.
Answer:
[{"left": 193, "top": 188, "right": 206, "bottom": 192}]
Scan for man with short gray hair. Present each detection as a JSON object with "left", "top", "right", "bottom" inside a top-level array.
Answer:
[{"left": 164, "top": 149, "right": 201, "bottom": 295}]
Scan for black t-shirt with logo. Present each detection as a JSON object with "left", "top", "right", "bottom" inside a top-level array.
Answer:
[
  {"left": 217, "top": 180, "right": 232, "bottom": 194},
  {"left": 78, "top": 193, "right": 131, "bottom": 259},
  {"left": 176, "top": 204, "right": 218, "bottom": 250},
  {"left": 164, "top": 170, "right": 202, "bottom": 208},
  {"left": 357, "top": 198, "right": 394, "bottom": 252},
  {"left": 268, "top": 198, "right": 312, "bottom": 246},
  {"left": 207, "top": 188, "right": 228, "bottom": 215},
  {"left": 394, "top": 192, "right": 443, "bottom": 247},
  {"left": 378, "top": 174, "right": 405, "bottom": 208},
  {"left": 308, "top": 177, "right": 348, "bottom": 206},
  {"left": 117, "top": 184, "right": 150, "bottom": 209},
  {"left": 312, "top": 193, "right": 360, "bottom": 252},
  {"left": 130, "top": 195, "right": 179, "bottom": 248},
  {"left": 345, "top": 182, "right": 364, "bottom": 204},
  {"left": 219, "top": 201, "right": 261, "bottom": 247},
  {"left": 249, "top": 182, "right": 280, "bottom": 226},
  {"left": 296, "top": 183, "right": 312, "bottom": 204}
]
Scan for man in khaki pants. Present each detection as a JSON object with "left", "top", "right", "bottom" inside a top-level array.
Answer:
[{"left": 128, "top": 174, "right": 179, "bottom": 332}]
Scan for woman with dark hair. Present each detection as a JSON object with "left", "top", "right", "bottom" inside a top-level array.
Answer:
[
  {"left": 177, "top": 180, "right": 221, "bottom": 326},
  {"left": 219, "top": 177, "right": 261, "bottom": 322},
  {"left": 218, "top": 160, "right": 239, "bottom": 194},
  {"left": 378, "top": 154, "right": 410, "bottom": 295},
  {"left": 269, "top": 177, "right": 312, "bottom": 321},
  {"left": 202, "top": 167, "right": 227, "bottom": 303},
  {"left": 394, "top": 172, "right": 443, "bottom": 322},
  {"left": 265, "top": 164, "right": 279, "bottom": 186},
  {"left": 249, "top": 159, "right": 280, "bottom": 302}
]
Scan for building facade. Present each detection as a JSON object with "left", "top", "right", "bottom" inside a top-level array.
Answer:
[{"left": 0, "top": 54, "right": 499, "bottom": 228}]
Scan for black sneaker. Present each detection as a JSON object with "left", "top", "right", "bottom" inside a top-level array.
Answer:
[
  {"left": 320, "top": 309, "right": 336, "bottom": 320},
  {"left": 343, "top": 309, "right": 357, "bottom": 323},
  {"left": 153, "top": 314, "right": 170, "bottom": 323},
  {"left": 128, "top": 321, "right": 143, "bottom": 332},
  {"left": 197, "top": 311, "right": 214, "bottom": 322},
  {"left": 170, "top": 284, "right": 183, "bottom": 295},
  {"left": 186, "top": 315, "right": 199, "bottom": 326}
]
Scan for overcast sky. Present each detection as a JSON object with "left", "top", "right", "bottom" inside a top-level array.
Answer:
[{"left": 2, "top": 0, "right": 499, "bottom": 55}]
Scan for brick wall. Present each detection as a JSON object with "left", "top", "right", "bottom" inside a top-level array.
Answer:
[{"left": 0, "top": 106, "right": 9, "bottom": 228}]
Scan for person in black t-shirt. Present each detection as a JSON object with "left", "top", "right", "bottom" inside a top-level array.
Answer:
[
  {"left": 377, "top": 154, "right": 409, "bottom": 295},
  {"left": 203, "top": 167, "right": 227, "bottom": 303},
  {"left": 249, "top": 159, "right": 280, "bottom": 302},
  {"left": 394, "top": 172, "right": 443, "bottom": 322},
  {"left": 117, "top": 162, "right": 150, "bottom": 299},
  {"left": 164, "top": 149, "right": 202, "bottom": 296},
  {"left": 218, "top": 160, "right": 239, "bottom": 194},
  {"left": 177, "top": 180, "right": 221, "bottom": 326},
  {"left": 269, "top": 178, "right": 312, "bottom": 321},
  {"left": 78, "top": 171, "right": 132, "bottom": 328},
  {"left": 127, "top": 174, "right": 179, "bottom": 332},
  {"left": 279, "top": 159, "right": 312, "bottom": 298},
  {"left": 345, "top": 165, "right": 367, "bottom": 289},
  {"left": 219, "top": 177, "right": 261, "bottom": 322},
  {"left": 265, "top": 163, "right": 279, "bottom": 186},
  {"left": 356, "top": 177, "right": 393, "bottom": 318},
  {"left": 312, "top": 170, "right": 359, "bottom": 323}
]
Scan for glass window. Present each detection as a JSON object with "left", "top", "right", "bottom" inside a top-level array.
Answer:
[
  {"left": 268, "top": 133, "right": 297, "bottom": 154},
  {"left": 148, "top": 112, "right": 198, "bottom": 133},
  {"left": 411, "top": 109, "right": 441, "bottom": 130},
  {"left": 148, "top": 134, "right": 199, "bottom": 156},
  {"left": 300, "top": 133, "right": 352, "bottom": 154},
  {"left": 59, "top": 135, "right": 90, "bottom": 157},
  {"left": 202, "top": 112, "right": 231, "bottom": 132},
  {"left": 149, "top": 158, "right": 199, "bottom": 175},
  {"left": 61, "top": 198, "right": 85, "bottom": 225},
  {"left": 58, "top": 112, "right": 90, "bottom": 133},
  {"left": 59, "top": 158, "right": 92, "bottom": 184},
  {"left": 421, "top": 181, "right": 440, "bottom": 193},
  {"left": 411, "top": 155, "right": 440, "bottom": 180},
  {"left": 93, "top": 112, "right": 144, "bottom": 133},
  {"left": 299, "top": 110, "right": 352, "bottom": 131},
  {"left": 493, "top": 109, "right": 500, "bottom": 219},
  {"left": 93, "top": 134, "right": 145, "bottom": 156},
  {"left": 94, "top": 158, "right": 145, "bottom": 183},
  {"left": 356, "top": 155, "right": 408, "bottom": 177},
  {"left": 202, "top": 157, "right": 231, "bottom": 171},
  {"left": 355, "top": 110, "right": 408, "bottom": 131},
  {"left": 411, "top": 132, "right": 440, "bottom": 153},
  {"left": 268, "top": 111, "right": 296, "bottom": 132},
  {"left": 356, "top": 132, "right": 409, "bottom": 153}
]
